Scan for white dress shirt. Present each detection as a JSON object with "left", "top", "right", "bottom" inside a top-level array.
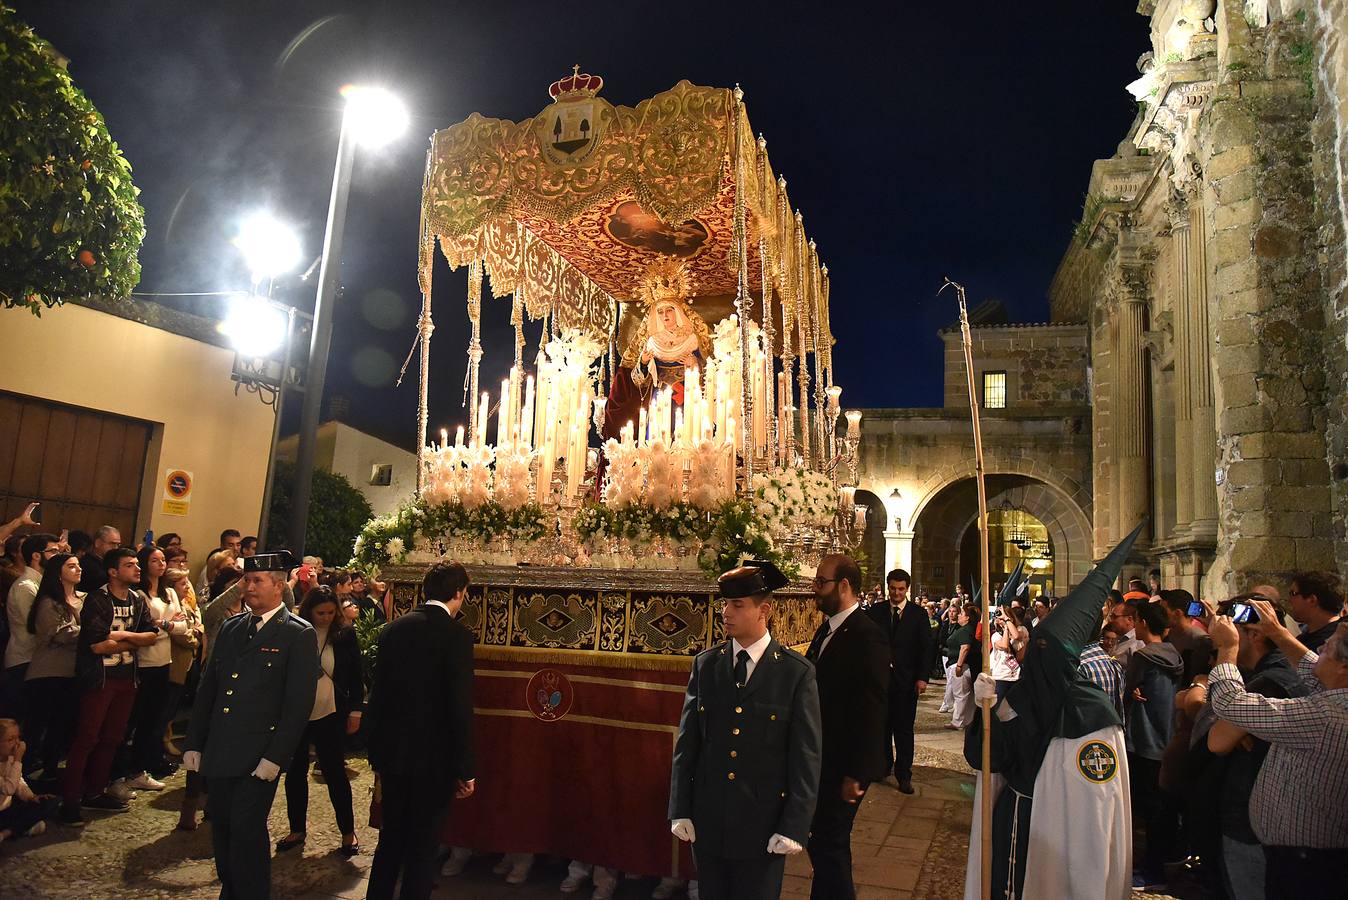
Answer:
[
  {"left": 818, "top": 601, "right": 860, "bottom": 657},
  {"left": 731, "top": 630, "right": 773, "bottom": 684}
]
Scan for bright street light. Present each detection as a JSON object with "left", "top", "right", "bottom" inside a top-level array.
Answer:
[
  {"left": 340, "top": 85, "right": 408, "bottom": 147},
  {"left": 221, "top": 294, "right": 289, "bottom": 358},
  {"left": 289, "top": 83, "right": 407, "bottom": 556},
  {"left": 233, "top": 212, "right": 302, "bottom": 283}
]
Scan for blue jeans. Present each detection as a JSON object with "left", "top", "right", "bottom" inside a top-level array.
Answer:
[{"left": 1222, "top": 836, "right": 1264, "bottom": 900}]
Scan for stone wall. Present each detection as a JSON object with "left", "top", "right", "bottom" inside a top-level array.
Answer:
[
  {"left": 1310, "top": 0, "right": 1348, "bottom": 574},
  {"left": 940, "top": 325, "right": 1090, "bottom": 410},
  {"left": 1201, "top": 5, "right": 1338, "bottom": 591}
]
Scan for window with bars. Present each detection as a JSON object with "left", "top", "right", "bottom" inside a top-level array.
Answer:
[{"left": 982, "top": 371, "right": 1007, "bottom": 409}]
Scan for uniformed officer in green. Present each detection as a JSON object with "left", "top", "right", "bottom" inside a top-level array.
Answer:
[
  {"left": 669, "top": 560, "right": 823, "bottom": 900},
  {"left": 183, "top": 551, "right": 319, "bottom": 899}
]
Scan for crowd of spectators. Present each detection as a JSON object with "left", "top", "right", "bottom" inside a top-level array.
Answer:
[{"left": 0, "top": 503, "right": 390, "bottom": 840}]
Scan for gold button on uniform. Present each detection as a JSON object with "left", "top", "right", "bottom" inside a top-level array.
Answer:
[
  {"left": 231, "top": 673, "right": 239, "bottom": 679},
  {"left": 732, "top": 727, "right": 740, "bottom": 735},
  {"left": 730, "top": 750, "right": 738, "bottom": 758},
  {"left": 727, "top": 772, "right": 736, "bottom": 781},
  {"left": 226, "top": 690, "right": 233, "bottom": 696},
  {"left": 735, "top": 706, "right": 743, "bottom": 714},
  {"left": 770, "top": 714, "right": 777, "bottom": 720},
  {"left": 223, "top": 707, "right": 230, "bottom": 713}
]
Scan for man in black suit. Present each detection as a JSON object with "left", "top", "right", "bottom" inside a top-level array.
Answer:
[
  {"left": 669, "top": 560, "right": 822, "bottom": 900},
  {"left": 183, "top": 551, "right": 319, "bottom": 900},
  {"left": 806, "top": 553, "right": 890, "bottom": 900},
  {"left": 867, "top": 567, "right": 933, "bottom": 794},
  {"left": 365, "top": 561, "right": 477, "bottom": 900}
]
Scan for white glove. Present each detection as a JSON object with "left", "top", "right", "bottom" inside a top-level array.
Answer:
[
  {"left": 183, "top": 751, "right": 201, "bottom": 772},
  {"left": 670, "top": 818, "right": 696, "bottom": 843},
  {"left": 251, "top": 758, "right": 281, "bottom": 781},
  {"left": 974, "top": 673, "right": 998, "bottom": 708},
  {"left": 767, "top": 833, "right": 803, "bottom": 855}
]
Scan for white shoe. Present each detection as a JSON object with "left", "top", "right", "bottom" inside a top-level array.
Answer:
[
  {"left": 25, "top": 821, "right": 46, "bottom": 837},
  {"left": 937, "top": 706, "right": 952, "bottom": 713},
  {"left": 592, "top": 884, "right": 616, "bottom": 900},
  {"left": 561, "top": 873, "right": 588, "bottom": 893},
  {"left": 441, "top": 847, "right": 471, "bottom": 877},
  {"left": 687, "top": 879, "right": 699, "bottom": 900},
  {"left": 652, "top": 877, "right": 682, "bottom": 899},
  {"left": 505, "top": 856, "right": 533, "bottom": 885},
  {"left": 126, "top": 772, "right": 165, "bottom": 791},
  {"left": 492, "top": 856, "right": 511, "bottom": 875},
  {"left": 107, "top": 780, "right": 138, "bottom": 802}
]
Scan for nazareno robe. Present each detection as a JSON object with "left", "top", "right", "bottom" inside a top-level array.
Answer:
[{"left": 963, "top": 524, "right": 1143, "bottom": 899}]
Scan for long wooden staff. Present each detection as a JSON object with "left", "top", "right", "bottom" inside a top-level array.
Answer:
[{"left": 940, "top": 277, "right": 992, "bottom": 900}]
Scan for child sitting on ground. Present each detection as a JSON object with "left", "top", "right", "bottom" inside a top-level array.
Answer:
[{"left": 0, "top": 718, "right": 58, "bottom": 841}]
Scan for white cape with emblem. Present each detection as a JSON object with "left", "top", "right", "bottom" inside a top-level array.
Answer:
[{"left": 964, "top": 724, "right": 1131, "bottom": 900}]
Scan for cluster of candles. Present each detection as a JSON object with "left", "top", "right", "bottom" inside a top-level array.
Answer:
[{"left": 838, "top": 484, "right": 869, "bottom": 531}]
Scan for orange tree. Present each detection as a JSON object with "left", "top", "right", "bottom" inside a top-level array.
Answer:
[{"left": 0, "top": 5, "right": 145, "bottom": 313}]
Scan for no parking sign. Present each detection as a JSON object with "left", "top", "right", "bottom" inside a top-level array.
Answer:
[{"left": 161, "top": 468, "right": 193, "bottom": 516}]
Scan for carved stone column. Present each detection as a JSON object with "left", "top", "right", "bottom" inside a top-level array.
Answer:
[
  {"left": 1167, "top": 188, "right": 1195, "bottom": 538},
  {"left": 1112, "top": 258, "right": 1152, "bottom": 546},
  {"left": 1186, "top": 181, "right": 1218, "bottom": 542}
]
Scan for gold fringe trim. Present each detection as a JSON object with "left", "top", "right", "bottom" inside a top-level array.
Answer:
[{"left": 474, "top": 643, "right": 695, "bottom": 672}]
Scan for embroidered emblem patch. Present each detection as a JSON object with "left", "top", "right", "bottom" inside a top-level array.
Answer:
[
  {"left": 525, "top": 668, "right": 574, "bottom": 722},
  {"left": 1077, "top": 740, "right": 1119, "bottom": 784}
]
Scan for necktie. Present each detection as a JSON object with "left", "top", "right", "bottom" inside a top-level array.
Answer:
[
  {"left": 247, "top": 614, "right": 262, "bottom": 640},
  {"left": 806, "top": 620, "right": 832, "bottom": 662},
  {"left": 734, "top": 649, "right": 750, "bottom": 689}
]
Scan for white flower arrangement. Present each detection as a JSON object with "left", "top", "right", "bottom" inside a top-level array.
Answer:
[
  {"left": 545, "top": 327, "right": 605, "bottom": 373},
  {"left": 602, "top": 438, "right": 646, "bottom": 508},
  {"left": 751, "top": 467, "right": 838, "bottom": 534},
  {"left": 458, "top": 443, "right": 494, "bottom": 509},
  {"left": 645, "top": 441, "right": 682, "bottom": 509}
]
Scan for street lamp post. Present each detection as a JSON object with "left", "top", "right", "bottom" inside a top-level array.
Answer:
[{"left": 287, "top": 86, "right": 407, "bottom": 558}]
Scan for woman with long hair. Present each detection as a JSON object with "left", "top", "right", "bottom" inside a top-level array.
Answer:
[
  {"left": 120, "top": 546, "right": 187, "bottom": 789},
  {"left": 277, "top": 586, "right": 364, "bottom": 856},
  {"left": 161, "top": 566, "right": 202, "bottom": 757},
  {"left": 21, "top": 553, "right": 83, "bottom": 782},
  {"left": 989, "top": 604, "right": 1030, "bottom": 701}
]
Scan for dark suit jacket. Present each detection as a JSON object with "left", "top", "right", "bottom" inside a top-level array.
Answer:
[
  {"left": 813, "top": 607, "right": 890, "bottom": 784},
  {"left": 184, "top": 605, "right": 319, "bottom": 778},
  {"left": 364, "top": 603, "right": 475, "bottom": 795},
  {"left": 867, "top": 601, "right": 935, "bottom": 695},
  {"left": 323, "top": 627, "right": 365, "bottom": 718},
  {"left": 669, "top": 637, "right": 821, "bottom": 857}
]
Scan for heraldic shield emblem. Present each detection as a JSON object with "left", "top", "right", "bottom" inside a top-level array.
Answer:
[
  {"left": 526, "top": 668, "right": 575, "bottom": 722},
  {"left": 537, "top": 66, "right": 607, "bottom": 167}
]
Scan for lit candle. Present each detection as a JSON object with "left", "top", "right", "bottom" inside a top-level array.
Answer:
[
  {"left": 724, "top": 417, "right": 737, "bottom": 493},
  {"left": 498, "top": 378, "right": 510, "bottom": 448},
  {"left": 439, "top": 428, "right": 448, "bottom": 449},
  {"left": 521, "top": 375, "right": 536, "bottom": 449},
  {"left": 845, "top": 409, "right": 862, "bottom": 439},
  {"left": 674, "top": 407, "right": 684, "bottom": 449},
  {"left": 638, "top": 405, "right": 648, "bottom": 448},
  {"left": 476, "top": 392, "right": 489, "bottom": 447},
  {"left": 455, "top": 425, "right": 465, "bottom": 449}
]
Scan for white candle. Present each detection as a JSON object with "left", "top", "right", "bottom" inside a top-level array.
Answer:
[
  {"left": 638, "top": 406, "right": 648, "bottom": 448},
  {"left": 521, "top": 375, "right": 536, "bottom": 449},
  {"left": 853, "top": 505, "right": 868, "bottom": 530},
  {"left": 455, "top": 425, "right": 465, "bottom": 449},
  {"left": 476, "top": 392, "right": 489, "bottom": 447},
  {"left": 439, "top": 428, "right": 448, "bottom": 450},
  {"left": 724, "top": 417, "right": 737, "bottom": 493},
  {"left": 498, "top": 378, "right": 510, "bottom": 448},
  {"left": 845, "top": 409, "right": 862, "bottom": 439}
]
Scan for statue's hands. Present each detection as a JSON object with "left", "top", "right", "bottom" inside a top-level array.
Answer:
[{"left": 640, "top": 349, "right": 654, "bottom": 365}]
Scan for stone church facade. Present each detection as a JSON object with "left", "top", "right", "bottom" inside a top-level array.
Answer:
[
  {"left": 1053, "top": 0, "right": 1348, "bottom": 596},
  {"left": 857, "top": 1, "right": 1348, "bottom": 599}
]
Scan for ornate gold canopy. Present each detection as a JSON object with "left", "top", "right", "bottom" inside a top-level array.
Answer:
[{"left": 417, "top": 75, "right": 830, "bottom": 345}]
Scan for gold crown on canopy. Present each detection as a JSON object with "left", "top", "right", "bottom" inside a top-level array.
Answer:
[
  {"left": 635, "top": 257, "right": 696, "bottom": 307},
  {"left": 549, "top": 65, "right": 605, "bottom": 102}
]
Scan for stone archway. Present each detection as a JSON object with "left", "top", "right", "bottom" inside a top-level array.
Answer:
[
  {"left": 911, "top": 474, "right": 1093, "bottom": 597},
  {"left": 853, "top": 489, "right": 888, "bottom": 590}
]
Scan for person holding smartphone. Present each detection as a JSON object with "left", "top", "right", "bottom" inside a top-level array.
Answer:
[{"left": 1206, "top": 598, "right": 1348, "bottom": 899}]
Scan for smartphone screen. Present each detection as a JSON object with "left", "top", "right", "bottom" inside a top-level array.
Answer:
[
  {"left": 1187, "top": 600, "right": 1205, "bottom": 618},
  {"left": 1230, "top": 603, "right": 1260, "bottom": 624},
  {"left": 30, "top": 503, "right": 42, "bottom": 524}
]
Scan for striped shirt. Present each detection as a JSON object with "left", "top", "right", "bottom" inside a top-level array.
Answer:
[
  {"left": 1079, "top": 642, "right": 1125, "bottom": 718},
  {"left": 1209, "top": 654, "right": 1348, "bottom": 848}
]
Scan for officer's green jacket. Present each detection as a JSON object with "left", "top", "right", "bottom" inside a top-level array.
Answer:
[
  {"left": 669, "top": 636, "right": 822, "bottom": 858},
  {"left": 185, "top": 605, "right": 319, "bottom": 778}
]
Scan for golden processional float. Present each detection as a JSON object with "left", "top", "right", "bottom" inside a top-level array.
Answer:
[{"left": 360, "top": 70, "right": 865, "bottom": 876}]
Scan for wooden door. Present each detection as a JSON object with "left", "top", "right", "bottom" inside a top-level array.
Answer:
[{"left": 0, "top": 391, "right": 153, "bottom": 541}]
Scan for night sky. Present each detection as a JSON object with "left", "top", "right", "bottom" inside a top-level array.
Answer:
[{"left": 15, "top": 1, "right": 1149, "bottom": 448}]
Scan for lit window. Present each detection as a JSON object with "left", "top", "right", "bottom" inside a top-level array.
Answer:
[{"left": 982, "top": 371, "right": 1007, "bottom": 409}]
